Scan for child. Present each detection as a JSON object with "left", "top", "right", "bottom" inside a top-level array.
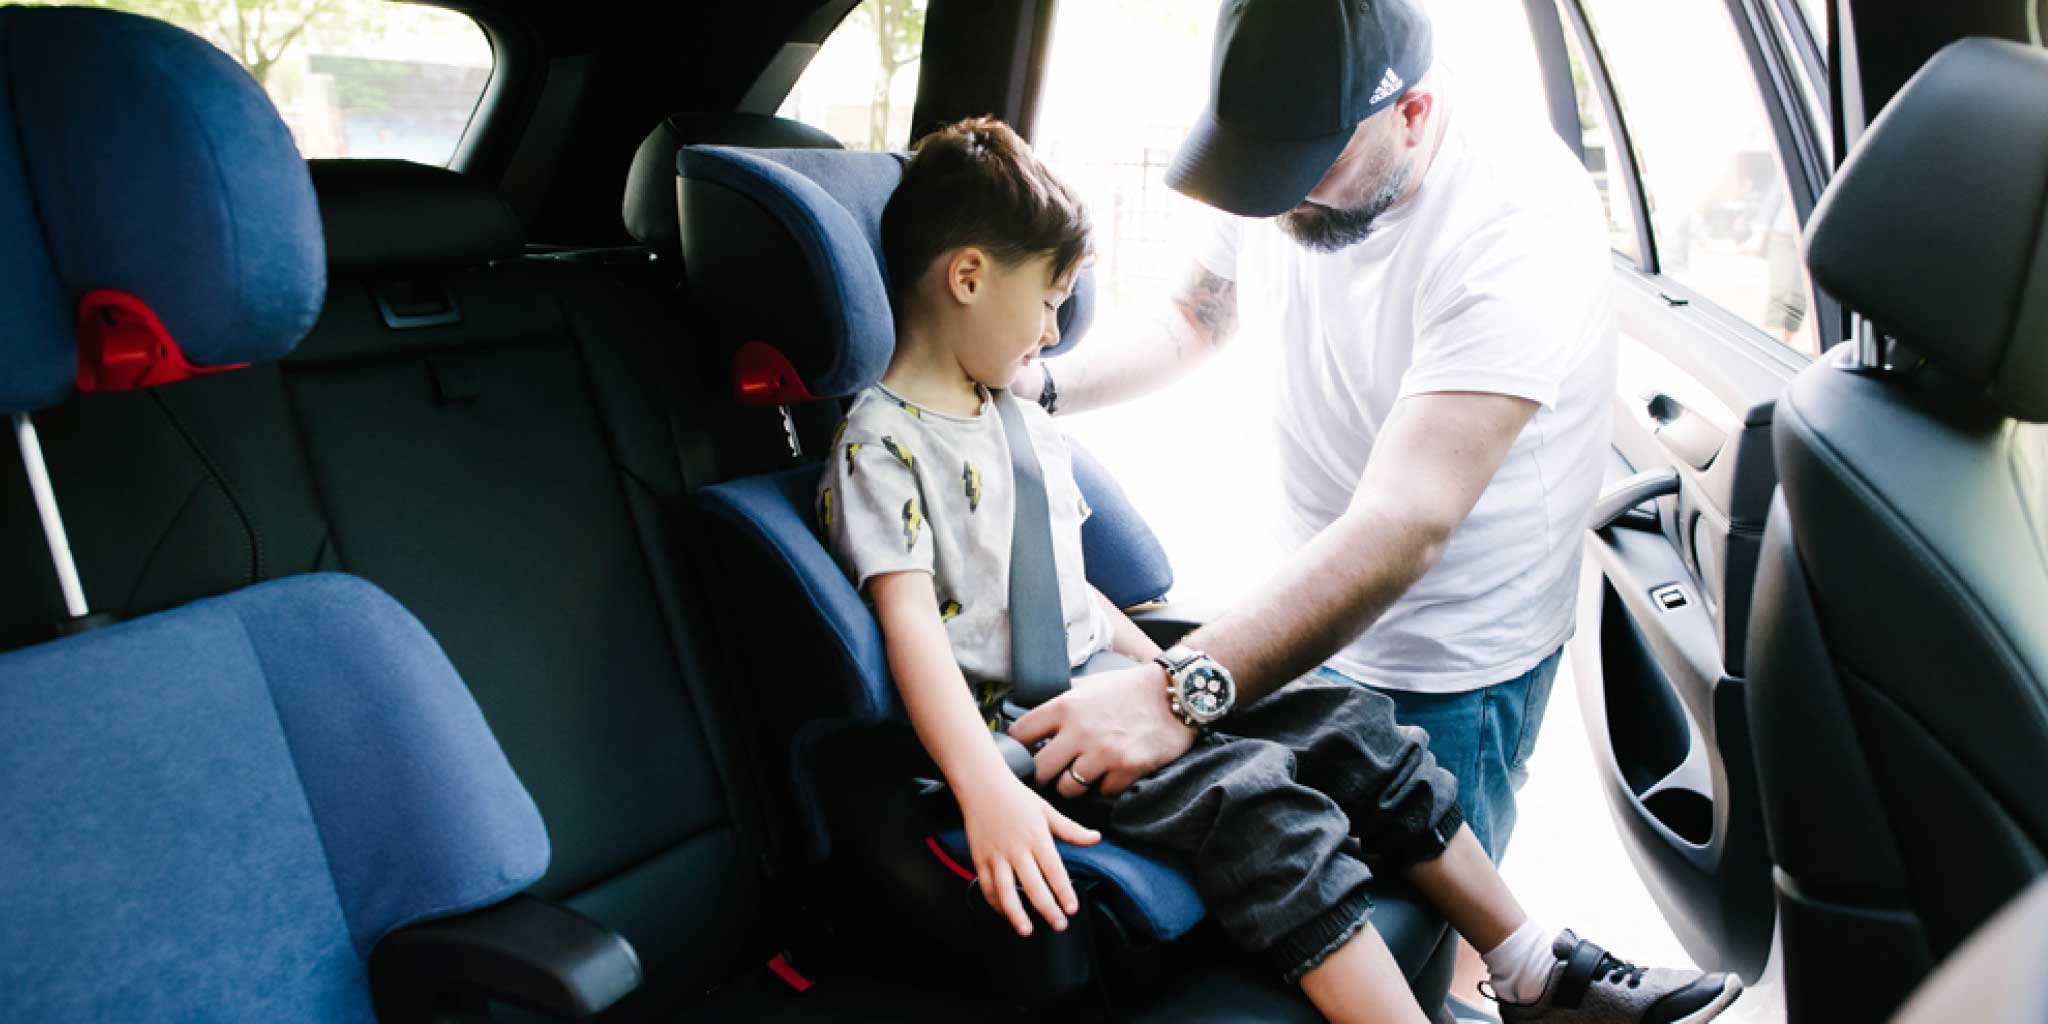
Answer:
[{"left": 819, "top": 116, "right": 1740, "bottom": 1024}]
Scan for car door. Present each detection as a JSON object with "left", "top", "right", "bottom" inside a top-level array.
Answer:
[{"left": 1541, "top": 0, "right": 1835, "bottom": 980}]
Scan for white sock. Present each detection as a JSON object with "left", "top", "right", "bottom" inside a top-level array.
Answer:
[{"left": 1481, "top": 919, "right": 1563, "bottom": 1005}]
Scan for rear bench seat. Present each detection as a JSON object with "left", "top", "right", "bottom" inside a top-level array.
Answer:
[
  {"left": 0, "top": 161, "right": 892, "bottom": 1019},
  {"left": 0, "top": 151, "right": 1353, "bottom": 1020}
]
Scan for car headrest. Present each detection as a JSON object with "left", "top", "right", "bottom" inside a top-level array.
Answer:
[
  {"left": 1804, "top": 38, "right": 2048, "bottom": 422},
  {"left": 310, "top": 160, "right": 523, "bottom": 278},
  {"left": 677, "top": 145, "right": 1098, "bottom": 405},
  {"left": 0, "top": 6, "right": 324, "bottom": 414},
  {"left": 624, "top": 113, "right": 842, "bottom": 259}
]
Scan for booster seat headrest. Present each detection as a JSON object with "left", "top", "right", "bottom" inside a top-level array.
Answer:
[
  {"left": 0, "top": 6, "right": 324, "bottom": 413},
  {"left": 677, "top": 145, "right": 1097, "bottom": 405}
]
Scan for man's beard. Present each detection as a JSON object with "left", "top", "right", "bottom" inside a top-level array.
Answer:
[{"left": 1278, "top": 160, "right": 1414, "bottom": 253}]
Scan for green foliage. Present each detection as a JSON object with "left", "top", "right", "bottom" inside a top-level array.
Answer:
[
  {"left": 857, "top": 0, "right": 927, "bottom": 150},
  {"left": 75, "top": 0, "right": 387, "bottom": 86},
  {"left": 323, "top": 55, "right": 405, "bottom": 113}
]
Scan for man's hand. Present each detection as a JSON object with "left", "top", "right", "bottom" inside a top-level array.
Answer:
[
  {"left": 1011, "top": 663, "right": 1199, "bottom": 799},
  {"left": 956, "top": 774, "right": 1100, "bottom": 937}
]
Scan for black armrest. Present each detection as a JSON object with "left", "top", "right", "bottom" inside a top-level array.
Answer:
[
  {"left": 371, "top": 894, "right": 641, "bottom": 1020},
  {"left": 1128, "top": 600, "right": 1217, "bottom": 650}
]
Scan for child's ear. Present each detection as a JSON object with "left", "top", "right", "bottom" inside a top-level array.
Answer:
[{"left": 946, "top": 247, "right": 987, "bottom": 305}]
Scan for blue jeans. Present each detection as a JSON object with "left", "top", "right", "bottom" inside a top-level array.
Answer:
[{"left": 1317, "top": 647, "right": 1562, "bottom": 863}]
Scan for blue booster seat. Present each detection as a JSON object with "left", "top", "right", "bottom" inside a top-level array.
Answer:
[
  {"left": 677, "top": 145, "right": 1195, "bottom": 999},
  {"left": 0, "top": 9, "right": 634, "bottom": 1021}
]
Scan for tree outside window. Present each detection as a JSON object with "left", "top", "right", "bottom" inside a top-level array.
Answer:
[{"left": 48, "top": 0, "right": 491, "bottom": 163}]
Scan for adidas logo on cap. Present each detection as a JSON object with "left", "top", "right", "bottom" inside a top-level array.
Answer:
[{"left": 1369, "top": 67, "right": 1404, "bottom": 104}]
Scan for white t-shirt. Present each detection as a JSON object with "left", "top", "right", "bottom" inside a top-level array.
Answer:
[{"left": 1194, "top": 112, "right": 1617, "bottom": 694}]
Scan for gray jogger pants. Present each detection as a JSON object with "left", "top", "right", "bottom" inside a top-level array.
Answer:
[{"left": 1088, "top": 678, "right": 1464, "bottom": 981}]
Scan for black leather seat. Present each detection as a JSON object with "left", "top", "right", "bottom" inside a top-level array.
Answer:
[
  {"left": 1745, "top": 37, "right": 2048, "bottom": 1024},
  {"left": 1891, "top": 877, "right": 2048, "bottom": 1024}
]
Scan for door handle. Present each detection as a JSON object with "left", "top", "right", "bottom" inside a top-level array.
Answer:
[
  {"left": 1646, "top": 394, "right": 1724, "bottom": 471},
  {"left": 1589, "top": 468, "right": 1680, "bottom": 531}
]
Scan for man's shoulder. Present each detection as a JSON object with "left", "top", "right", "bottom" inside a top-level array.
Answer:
[
  {"left": 1457, "top": 117, "right": 1605, "bottom": 230},
  {"left": 1419, "top": 122, "right": 1608, "bottom": 285}
]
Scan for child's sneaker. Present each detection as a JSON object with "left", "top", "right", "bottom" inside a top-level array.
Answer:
[{"left": 1493, "top": 931, "right": 1742, "bottom": 1023}]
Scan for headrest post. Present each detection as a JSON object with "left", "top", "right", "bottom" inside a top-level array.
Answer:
[
  {"left": 778, "top": 405, "right": 804, "bottom": 460},
  {"left": 11, "top": 413, "right": 89, "bottom": 619},
  {"left": 1853, "top": 315, "right": 1882, "bottom": 370}
]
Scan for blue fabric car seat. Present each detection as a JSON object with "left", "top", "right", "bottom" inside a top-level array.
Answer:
[
  {"left": 680, "top": 141, "right": 1194, "bottom": 907},
  {"left": 0, "top": 576, "right": 551, "bottom": 1021},
  {"left": 677, "top": 142, "right": 1457, "bottom": 1012},
  {"left": 0, "top": 9, "right": 557, "bottom": 1020}
]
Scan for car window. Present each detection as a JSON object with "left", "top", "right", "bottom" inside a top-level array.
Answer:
[
  {"left": 62, "top": 0, "right": 491, "bottom": 165},
  {"left": 1797, "top": 0, "right": 1828, "bottom": 46},
  {"left": 1559, "top": 17, "right": 1643, "bottom": 264},
  {"left": 1580, "top": 0, "right": 1819, "bottom": 355},
  {"left": 776, "top": 0, "right": 928, "bottom": 151},
  {"left": 1034, "top": 0, "right": 1551, "bottom": 602}
]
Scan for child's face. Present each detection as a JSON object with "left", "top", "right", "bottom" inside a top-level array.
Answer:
[{"left": 957, "top": 252, "right": 1074, "bottom": 391}]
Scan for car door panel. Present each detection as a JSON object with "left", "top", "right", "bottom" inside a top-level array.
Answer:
[
  {"left": 1552, "top": 0, "right": 1833, "bottom": 975},
  {"left": 1569, "top": 250, "right": 1802, "bottom": 981}
]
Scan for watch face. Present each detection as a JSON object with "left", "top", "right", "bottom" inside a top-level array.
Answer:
[{"left": 1179, "top": 664, "right": 1234, "bottom": 722}]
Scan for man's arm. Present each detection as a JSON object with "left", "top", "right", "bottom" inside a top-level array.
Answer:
[
  {"left": 1189, "top": 391, "right": 1537, "bottom": 701},
  {"left": 1013, "top": 391, "right": 1538, "bottom": 797},
  {"left": 1012, "top": 262, "right": 1240, "bottom": 415}
]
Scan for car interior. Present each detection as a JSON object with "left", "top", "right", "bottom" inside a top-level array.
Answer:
[{"left": 0, "top": 1, "right": 2043, "bottom": 1022}]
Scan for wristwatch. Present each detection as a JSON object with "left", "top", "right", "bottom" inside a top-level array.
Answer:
[{"left": 1154, "top": 645, "right": 1237, "bottom": 729}]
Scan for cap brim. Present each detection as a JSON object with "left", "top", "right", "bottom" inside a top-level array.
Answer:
[{"left": 1165, "top": 109, "right": 1354, "bottom": 219}]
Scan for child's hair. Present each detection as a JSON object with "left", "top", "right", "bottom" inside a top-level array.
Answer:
[{"left": 880, "top": 116, "right": 1091, "bottom": 302}]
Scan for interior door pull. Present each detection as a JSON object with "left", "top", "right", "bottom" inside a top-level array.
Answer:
[
  {"left": 1646, "top": 394, "right": 1725, "bottom": 471},
  {"left": 1589, "top": 468, "right": 1680, "bottom": 531}
]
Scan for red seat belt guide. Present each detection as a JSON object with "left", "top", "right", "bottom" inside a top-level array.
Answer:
[
  {"left": 75, "top": 289, "right": 247, "bottom": 393},
  {"left": 731, "top": 340, "right": 817, "bottom": 406}
]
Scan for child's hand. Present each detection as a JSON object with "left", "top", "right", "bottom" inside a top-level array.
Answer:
[{"left": 956, "top": 776, "right": 1101, "bottom": 937}]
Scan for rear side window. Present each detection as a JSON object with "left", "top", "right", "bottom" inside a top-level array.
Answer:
[
  {"left": 1580, "top": 0, "right": 1818, "bottom": 354},
  {"left": 1560, "top": 20, "right": 1643, "bottom": 264},
  {"left": 777, "top": 0, "right": 929, "bottom": 151},
  {"left": 61, "top": 0, "right": 492, "bottom": 164}
]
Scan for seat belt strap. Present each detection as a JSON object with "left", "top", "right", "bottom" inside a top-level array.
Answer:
[{"left": 994, "top": 390, "right": 1070, "bottom": 708}]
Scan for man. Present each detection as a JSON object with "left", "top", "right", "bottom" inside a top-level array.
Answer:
[{"left": 1012, "top": 0, "right": 1614, "bottom": 884}]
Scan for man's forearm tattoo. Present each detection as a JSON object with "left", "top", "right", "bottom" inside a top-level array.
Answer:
[{"left": 1175, "top": 268, "right": 1240, "bottom": 344}]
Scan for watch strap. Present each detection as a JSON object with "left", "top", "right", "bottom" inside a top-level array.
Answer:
[{"left": 1155, "top": 644, "right": 1203, "bottom": 675}]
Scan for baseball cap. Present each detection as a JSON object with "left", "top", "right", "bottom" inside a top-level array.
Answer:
[{"left": 1166, "top": 0, "right": 1435, "bottom": 218}]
